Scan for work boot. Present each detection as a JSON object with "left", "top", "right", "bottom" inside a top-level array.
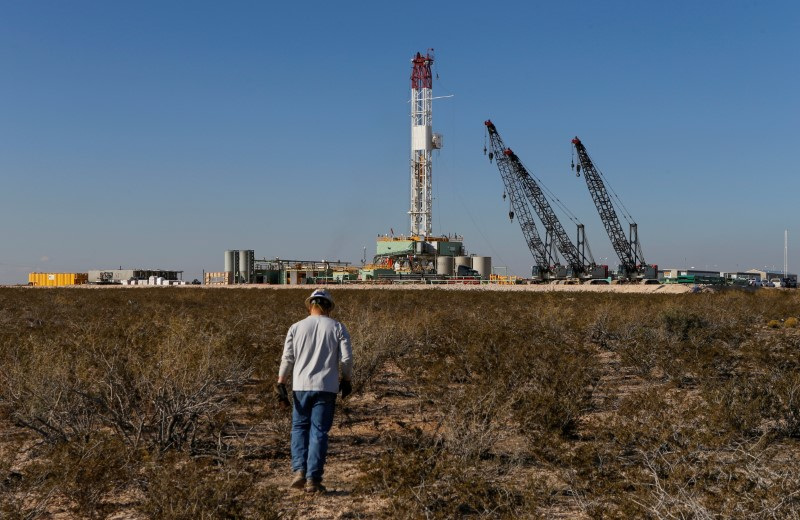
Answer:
[
  {"left": 305, "top": 479, "right": 327, "bottom": 494},
  {"left": 290, "top": 470, "right": 306, "bottom": 489}
]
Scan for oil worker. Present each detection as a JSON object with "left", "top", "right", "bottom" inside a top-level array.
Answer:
[{"left": 276, "top": 288, "right": 353, "bottom": 493}]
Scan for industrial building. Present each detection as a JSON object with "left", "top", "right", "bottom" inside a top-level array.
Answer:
[
  {"left": 660, "top": 268, "right": 797, "bottom": 287},
  {"left": 87, "top": 269, "right": 183, "bottom": 284},
  {"left": 660, "top": 268, "right": 722, "bottom": 281},
  {"left": 724, "top": 269, "right": 797, "bottom": 286},
  {"left": 206, "top": 251, "right": 354, "bottom": 285}
]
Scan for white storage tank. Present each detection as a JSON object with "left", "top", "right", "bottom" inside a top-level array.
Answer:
[
  {"left": 436, "top": 256, "right": 454, "bottom": 276},
  {"left": 238, "top": 249, "right": 254, "bottom": 283},
  {"left": 224, "top": 250, "right": 237, "bottom": 274},
  {"left": 472, "top": 256, "right": 492, "bottom": 280}
]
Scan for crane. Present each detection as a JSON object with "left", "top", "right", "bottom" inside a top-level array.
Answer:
[
  {"left": 483, "top": 121, "right": 552, "bottom": 278},
  {"left": 485, "top": 120, "right": 597, "bottom": 279},
  {"left": 571, "top": 137, "right": 653, "bottom": 280}
]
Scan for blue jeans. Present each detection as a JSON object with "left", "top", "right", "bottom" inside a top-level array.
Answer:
[{"left": 291, "top": 391, "right": 337, "bottom": 481}]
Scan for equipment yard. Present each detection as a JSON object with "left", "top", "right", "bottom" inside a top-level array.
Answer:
[{"left": 2, "top": 287, "right": 800, "bottom": 518}]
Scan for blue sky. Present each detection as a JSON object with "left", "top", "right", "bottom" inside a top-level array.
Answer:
[{"left": 1, "top": 1, "right": 798, "bottom": 282}]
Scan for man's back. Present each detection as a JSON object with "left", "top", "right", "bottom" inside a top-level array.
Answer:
[{"left": 281, "top": 315, "right": 352, "bottom": 393}]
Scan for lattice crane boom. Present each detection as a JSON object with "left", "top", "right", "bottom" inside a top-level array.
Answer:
[
  {"left": 510, "top": 150, "right": 593, "bottom": 275},
  {"left": 571, "top": 137, "right": 645, "bottom": 276},
  {"left": 484, "top": 121, "right": 551, "bottom": 273},
  {"left": 486, "top": 120, "right": 592, "bottom": 276}
]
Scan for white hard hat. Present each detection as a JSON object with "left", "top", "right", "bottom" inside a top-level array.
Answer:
[{"left": 305, "top": 288, "right": 335, "bottom": 310}]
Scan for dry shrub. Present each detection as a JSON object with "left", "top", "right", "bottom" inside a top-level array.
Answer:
[
  {"left": 785, "top": 316, "right": 799, "bottom": 328},
  {"left": 704, "top": 372, "right": 775, "bottom": 437},
  {"left": 139, "top": 453, "right": 281, "bottom": 520},
  {"left": 0, "top": 438, "right": 55, "bottom": 520},
  {"left": 507, "top": 343, "right": 598, "bottom": 440},
  {"left": 588, "top": 309, "right": 616, "bottom": 350},
  {"left": 346, "top": 309, "right": 415, "bottom": 395},
  {"left": 435, "top": 384, "right": 507, "bottom": 461},
  {"left": 507, "top": 318, "right": 599, "bottom": 440},
  {"left": 614, "top": 324, "right": 664, "bottom": 377},
  {"left": 35, "top": 433, "right": 134, "bottom": 519},
  {"left": 1, "top": 314, "right": 252, "bottom": 454},
  {"left": 660, "top": 307, "right": 707, "bottom": 340},
  {"left": 0, "top": 433, "right": 131, "bottom": 519},
  {"left": 769, "top": 369, "right": 800, "bottom": 437},
  {"left": 566, "top": 386, "right": 715, "bottom": 517},
  {"left": 357, "top": 431, "right": 529, "bottom": 519}
]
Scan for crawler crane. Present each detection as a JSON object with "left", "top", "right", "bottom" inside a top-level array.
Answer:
[
  {"left": 483, "top": 121, "right": 552, "bottom": 279},
  {"left": 485, "top": 120, "right": 602, "bottom": 280},
  {"left": 571, "top": 137, "right": 656, "bottom": 280}
]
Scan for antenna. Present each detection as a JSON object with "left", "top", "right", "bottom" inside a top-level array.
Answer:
[{"left": 784, "top": 230, "right": 788, "bottom": 277}]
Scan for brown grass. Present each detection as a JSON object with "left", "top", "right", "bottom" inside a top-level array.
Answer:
[{"left": 0, "top": 287, "right": 799, "bottom": 518}]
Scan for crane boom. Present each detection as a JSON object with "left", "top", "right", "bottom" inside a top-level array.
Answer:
[
  {"left": 486, "top": 120, "right": 592, "bottom": 276},
  {"left": 483, "top": 121, "right": 552, "bottom": 274},
  {"left": 571, "top": 137, "right": 645, "bottom": 277}
]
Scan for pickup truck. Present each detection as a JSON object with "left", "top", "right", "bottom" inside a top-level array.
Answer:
[{"left": 456, "top": 265, "right": 481, "bottom": 277}]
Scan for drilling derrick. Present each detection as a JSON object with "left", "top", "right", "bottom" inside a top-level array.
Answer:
[{"left": 409, "top": 50, "right": 441, "bottom": 237}]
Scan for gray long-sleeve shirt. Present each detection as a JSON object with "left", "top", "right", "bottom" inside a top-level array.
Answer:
[{"left": 278, "top": 315, "right": 353, "bottom": 393}]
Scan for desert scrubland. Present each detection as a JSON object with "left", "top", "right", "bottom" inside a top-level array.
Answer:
[{"left": 1, "top": 286, "right": 799, "bottom": 518}]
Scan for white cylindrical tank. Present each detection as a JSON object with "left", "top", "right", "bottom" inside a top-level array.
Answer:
[
  {"left": 224, "top": 250, "right": 237, "bottom": 273},
  {"left": 436, "top": 256, "right": 453, "bottom": 276},
  {"left": 472, "top": 256, "right": 492, "bottom": 280},
  {"left": 239, "top": 249, "right": 253, "bottom": 283}
]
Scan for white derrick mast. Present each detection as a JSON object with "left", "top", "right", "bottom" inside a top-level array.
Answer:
[{"left": 409, "top": 50, "right": 441, "bottom": 237}]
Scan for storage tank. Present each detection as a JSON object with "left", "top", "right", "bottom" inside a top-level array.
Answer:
[
  {"left": 454, "top": 256, "right": 472, "bottom": 272},
  {"left": 472, "top": 256, "right": 492, "bottom": 280},
  {"left": 224, "top": 250, "right": 237, "bottom": 274},
  {"left": 239, "top": 249, "right": 254, "bottom": 283},
  {"left": 436, "top": 256, "right": 454, "bottom": 276}
]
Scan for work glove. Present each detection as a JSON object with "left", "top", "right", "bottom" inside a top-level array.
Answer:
[
  {"left": 275, "top": 383, "right": 290, "bottom": 408},
  {"left": 339, "top": 379, "right": 352, "bottom": 399}
]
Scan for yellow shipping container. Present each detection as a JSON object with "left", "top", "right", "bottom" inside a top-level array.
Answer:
[{"left": 28, "top": 272, "right": 88, "bottom": 287}]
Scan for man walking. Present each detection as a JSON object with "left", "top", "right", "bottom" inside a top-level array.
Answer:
[{"left": 276, "top": 288, "right": 353, "bottom": 493}]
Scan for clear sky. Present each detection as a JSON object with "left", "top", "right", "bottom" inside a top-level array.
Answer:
[{"left": 1, "top": 1, "right": 798, "bottom": 283}]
